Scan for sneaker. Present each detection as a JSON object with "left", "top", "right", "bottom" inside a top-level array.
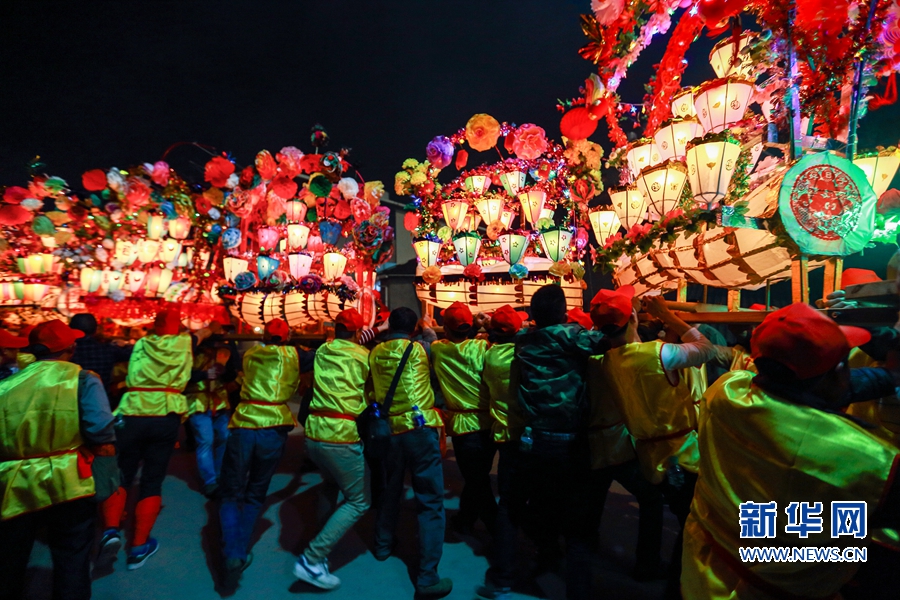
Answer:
[
  {"left": 293, "top": 554, "right": 341, "bottom": 590},
  {"left": 373, "top": 537, "right": 398, "bottom": 561},
  {"left": 415, "top": 578, "right": 453, "bottom": 599},
  {"left": 222, "top": 552, "right": 253, "bottom": 588},
  {"left": 126, "top": 538, "right": 159, "bottom": 571},
  {"left": 475, "top": 582, "right": 513, "bottom": 600},
  {"left": 96, "top": 529, "right": 121, "bottom": 565}
]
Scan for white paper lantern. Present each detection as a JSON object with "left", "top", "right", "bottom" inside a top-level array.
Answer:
[
  {"left": 80, "top": 268, "right": 103, "bottom": 293},
  {"left": 452, "top": 233, "right": 482, "bottom": 266},
  {"left": 127, "top": 270, "right": 147, "bottom": 293},
  {"left": 167, "top": 216, "right": 192, "bottom": 240},
  {"left": 693, "top": 77, "right": 755, "bottom": 133},
  {"left": 589, "top": 210, "right": 622, "bottom": 246},
  {"left": 145, "top": 267, "right": 174, "bottom": 297},
  {"left": 287, "top": 224, "right": 311, "bottom": 250},
  {"left": 475, "top": 197, "right": 504, "bottom": 225},
  {"left": 517, "top": 189, "right": 546, "bottom": 225},
  {"left": 288, "top": 253, "right": 313, "bottom": 279},
  {"left": 609, "top": 186, "right": 648, "bottom": 229},
  {"left": 498, "top": 233, "right": 528, "bottom": 265},
  {"left": 685, "top": 139, "right": 743, "bottom": 208},
  {"left": 146, "top": 214, "right": 165, "bottom": 240},
  {"left": 413, "top": 238, "right": 442, "bottom": 267},
  {"left": 625, "top": 140, "right": 662, "bottom": 178},
  {"left": 853, "top": 151, "right": 900, "bottom": 198},
  {"left": 464, "top": 175, "right": 491, "bottom": 196},
  {"left": 654, "top": 118, "right": 701, "bottom": 162},
  {"left": 671, "top": 88, "right": 696, "bottom": 119},
  {"left": 137, "top": 239, "right": 160, "bottom": 263},
  {"left": 441, "top": 200, "right": 469, "bottom": 231},
  {"left": 539, "top": 227, "right": 573, "bottom": 262},
  {"left": 160, "top": 240, "right": 182, "bottom": 263},
  {"left": 709, "top": 33, "right": 755, "bottom": 79},
  {"left": 499, "top": 170, "right": 526, "bottom": 195},
  {"left": 635, "top": 162, "right": 688, "bottom": 218},
  {"left": 322, "top": 252, "right": 347, "bottom": 281}
]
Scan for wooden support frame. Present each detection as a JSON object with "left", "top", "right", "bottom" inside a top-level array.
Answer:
[
  {"left": 822, "top": 258, "right": 844, "bottom": 302},
  {"left": 791, "top": 256, "right": 809, "bottom": 304}
]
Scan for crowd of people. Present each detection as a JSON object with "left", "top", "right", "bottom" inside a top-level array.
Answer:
[{"left": 1, "top": 277, "right": 900, "bottom": 600}]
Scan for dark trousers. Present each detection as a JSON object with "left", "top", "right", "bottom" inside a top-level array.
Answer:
[
  {"left": 117, "top": 414, "right": 181, "bottom": 499},
  {"left": 374, "top": 427, "right": 445, "bottom": 588},
  {"left": 218, "top": 427, "right": 289, "bottom": 560},
  {"left": 660, "top": 470, "right": 698, "bottom": 600},
  {"left": 0, "top": 498, "right": 96, "bottom": 600},
  {"left": 588, "top": 459, "right": 665, "bottom": 571},
  {"left": 488, "top": 436, "right": 594, "bottom": 600},
  {"left": 451, "top": 429, "right": 498, "bottom": 531}
]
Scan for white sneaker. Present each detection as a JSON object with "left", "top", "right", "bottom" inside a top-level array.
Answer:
[{"left": 293, "top": 554, "right": 341, "bottom": 590}]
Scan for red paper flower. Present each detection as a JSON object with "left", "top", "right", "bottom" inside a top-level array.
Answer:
[
  {"left": 625, "top": 222, "right": 653, "bottom": 242},
  {"left": 255, "top": 150, "right": 277, "bottom": 180},
  {"left": 68, "top": 205, "right": 88, "bottom": 222},
  {"left": 271, "top": 176, "right": 298, "bottom": 199},
  {"left": 3, "top": 186, "right": 28, "bottom": 204},
  {"left": 463, "top": 263, "right": 485, "bottom": 282},
  {"left": 0, "top": 204, "right": 32, "bottom": 225},
  {"left": 276, "top": 146, "right": 304, "bottom": 179},
  {"left": 239, "top": 165, "right": 255, "bottom": 188},
  {"left": 603, "top": 232, "right": 623, "bottom": 249},
  {"left": 195, "top": 195, "right": 212, "bottom": 215},
  {"left": 82, "top": 169, "right": 108, "bottom": 192},
  {"left": 403, "top": 212, "right": 420, "bottom": 232},
  {"left": 512, "top": 124, "right": 549, "bottom": 161},
  {"left": 204, "top": 156, "right": 235, "bottom": 187},
  {"left": 125, "top": 178, "right": 151, "bottom": 208},
  {"left": 333, "top": 199, "right": 352, "bottom": 220},
  {"left": 151, "top": 161, "right": 170, "bottom": 186},
  {"left": 300, "top": 154, "right": 323, "bottom": 174}
]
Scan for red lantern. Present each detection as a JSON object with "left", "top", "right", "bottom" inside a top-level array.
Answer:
[{"left": 560, "top": 107, "right": 598, "bottom": 141}]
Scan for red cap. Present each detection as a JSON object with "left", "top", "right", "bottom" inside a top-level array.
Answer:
[
  {"left": 154, "top": 308, "right": 182, "bottom": 336},
  {"left": 841, "top": 268, "right": 881, "bottom": 289},
  {"left": 29, "top": 320, "right": 84, "bottom": 353},
  {"left": 489, "top": 305, "right": 524, "bottom": 336},
  {"left": 567, "top": 308, "right": 594, "bottom": 330},
  {"left": 335, "top": 308, "right": 365, "bottom": 332},
  {"left": 748, "top": 303, "right": 767, "bottom": 311},
  {"left": 0, "top": 329, "right": 29, "bottom": 349},
  {"left": 751, "top": 303, "right": 871, "bottom": 379},
  {"left": 589, "top": 285, "right": 635, "bottom": 330},
  {"left": 442, "top": 301, "right": 473, "bottom": 332},
  {"left": 264, "top": 319, "right": 290, "bottom": 341}
]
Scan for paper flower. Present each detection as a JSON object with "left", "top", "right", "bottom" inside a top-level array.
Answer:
[
  {"left": 549, "top": 260, "right": 571, "bottom": 277},
  {"left": 571, "top": 262, "right": 586, "bottom": 280},
  {"left": 31, "top": 215, "right": 55, "bottom": 235},
  {"left": 272, "top": 176, "right": 298, "bottom": 200},
  {"left": 106, "top": 169, "right": 125, "bottom": 192},
  {"left": 21, "top": 198, "right": 42, "bottom": 211},
  {"left": 353, "top": 220, "right": 384, "bottom": 252},
  {"left": 511, "top": 124, "right": 549, "bottom": 160},
  {"left": 437, "top": 226, "right": 452, "bottom": 242},
  {"left": 225, "top": 173, "right": 240, "bottom": 189},
  {"left": 404, "top": 212, "right": 421, "bottom": 232},
  {"left": 277, "top": 146, "right": 304, "bottom": 179},
  {"left": 422, "top": 265, "right": 443, "bottom": 284},
  {"left": 255, "top": 150, "right": 278, "bottom": 180},
  {"left": 319, "top": 220, "right": 343, "bottom": 246},
  {"left": 591, "top": 0, "right": 625, "bottom": 25},
  {"left": 221, "top": 227, "right": 242, "bottom": 250},
  {"left": 337, "top": 177, "right": 360, "bottom": 200},
  {"left": 322, "top": 152, "right": 343, "bottom": 175},
  {"left": 110, "top": 289, "right": 126, "bottom": 302},
  {"left": 299, "top": 274, "right": 323, "bottom": 294},
  {"left": 239, "top": 166, "right": 255, "bottom": 188},
  {"left": 81, "top": 170, "right": 108, "bottom": 192},
  {"left": 371, "top": 207, "right": 390, "bottom": 228},
  {"left": 204, "top": 157, "right": 235, "bottom": 187},
  {"left": 509, "top": 263, "right": 529, "bottom": 280},
  {"left": 308, "top": 174, "right": 333, "bottom": 198},
  {"left": 125, "top": 178, "right": 151, "bottom": 209},
  {"left": 465, "top": 114, "right": 501, "bottom": 152},
  {"left": 486, "top": 220, "right": 505, "bottom": 240},
  {"left": 352, "top": 198, "right": 372, "bottom": 223},
  {"left": 234, "top": 271, "right": 257, "bottom": 290},
  {"left": 150, "top": 161, "right": 170, "bottom": 186},
  {"left": 426, "top": 136, "right": 454, "bottom": 169},
  {"left": 364, "top": 181, "right": 385, "bottom": 206},
  {"left": 463, "top": 263, "right": 484, "bottom": 282}
]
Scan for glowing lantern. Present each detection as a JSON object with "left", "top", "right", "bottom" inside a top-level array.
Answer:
[
  {"left": 625, "top": 140, "right": 662, "bottom": 178},
  {"left": 709, "top": 33, "right": 755, "bottom": 79},
  {"left": 635, "top": 162, "right": 688, "bottom": 218},
  {"left": 462, "top": 213, "right": 482, "bottom": 231},
  {"left": 853, "top": 151, "right": 900, "bottom": 198},
  {"left": 671, "top": 88, "right": 695, "bottom": 119},
  {"left": 101, "top": 270, "right": 125, "bottom": 294},
  {"left": 499, "top": 170, "right": 526, "bottom": 195},
  {"left": 115, "top": 240, "right": 138, "bottom": 266},
  {"left": 146, "top": 214, "right": 165, "bottom": 240},
  {"left": 499, "top": 209, "right": 515, "bottom": 228},
  {"left": 539, "top": 227, "right": 573, "bottom": 262},
  {"left": 288, "top": 253, "right": 313, "bottom": 279},
  {"left": 286, "top": 200, "right": 308, "bottom": 223},
  {"left": 12, "top": 282, "right": 23, "bottom": 301},
  {"left": 685, "top": 139, "right": 743, "bottom": 208},
  {"left": 413, "top": 238, "right": 442, "bottom": 267},
  {"left": 693, "top": 77, "right": 755, "bottom": 133},
  {"left": 137, "top": 239, "right": 160, "bottom": 263},
  {"left": 22, "top": 283, "right": 48, "bottom": 303},
  {"left": 257, "top": 256, "right": 280, "bottom": 281},
  {"left": 167, "top": 216, "right": 192, "bottom": 240},
  {"left": 160, "top": 240, "right": 182, "bottom": 263},
  {"left": 498, "top": 233, "right": 528, "bottom": 264},
  {"left": 287, "top": 224, "right": 310, "bottom": 250},
  {"left": 609, "top": 186, "right": 648, "bottom": 229},
  {"left": 257, "top": 228, "right": 280, "bottom": 251},
  {"left": 40, "top": 236, "right": 57, "bottom": 249},
  {"left": 517, "top": 189, "right": 546, "bottom": 225},
  {"left": 442, "top": 200, "right": 469, "bottom": 231},
  {"left": 0, "top": 282, "right": 17, "bottom": 302},
  {"left": 145, "top": 267, "right": 174, "bottom": 297},
  {"left": 539, "top": 208, "right": 553, "bottom": 223},
  {"left": 589, "top": 210, "right": 622, "bottom": 246},
  {"left": 475, "top": 197, "right": 504, "bottom": 225},
  {"left": 452, "top": 232, "right": 482, "bottom": 266},
  {"left": 323, "top": 252, "right": 348, "bottom": 281},
  {"left": 80, "top": 268, "right": 103, "bottom": 293},
  {"left": 653, "top": 118, "right": 701, "bottom": 162},
  {"left": 127, "top": 270, "right": 147, "bottom": 293},
  {"left": 18, "top": 254, "right": 53, "bottom": 275},
  {"left": 223, "top": 257, "right": 249, "bottom": 284},
  {"left": 464, "top": 175, "right": 491, "bottom": 196}
]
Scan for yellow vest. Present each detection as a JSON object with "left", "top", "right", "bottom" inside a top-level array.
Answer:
[
  {"left": 845, "top": 348, "right": 900, "bottom": 447},
  {"left": 16, "top": 352, "right": 35, "bottom": 370},
  {"left": 431, "top": 339, "right": 491, "bottom": 436},
  {"left": 306, "top": 339, "right": 370, "bottom": 443},
  {"left": 369, "top": 339, "right": 441, "bottom": 434},
  {"left": 730, "top": 345, "right": 756, "bottom": 373},
  {"left": 683, "top": 370, "right": 899, "bottom": 599},
  {"left": 594, "top": 340, "right": 701, "bottom": 484},
  {"left": 587, "top": 356, "right": 636, "bottom": 470},
  {"left": 231, "top": 344, "right": 300, "bottom": 429},
  {"left": 484, "top": 343, "right": 518, "bottom": 443},
  {"left": 185, "top": 347, "right": 231, "bottom": 416},
  {"left": 0, "top": 361, "right": 95, "bottom": 520},
  {"left": 116, "top": 333, "right": 192, "bottom": 417}
]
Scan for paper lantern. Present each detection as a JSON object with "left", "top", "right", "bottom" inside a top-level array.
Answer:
[
  {"left": 176, "top": 247, "right": 193, "bottom": 268},
  {"left": 539, "top": 227, "right": 573, "bottom": 262},
  {"left": 80, "top": 268, "right": 103, "bottom": 293},
  {"left": 709, "top": 33, "right": 754, "bottom": 79},
  {"left": 146, "top": 214, "right": 165, "bottom": 240},
  {"left": 462, "top": 213, "right": 482, "bottom": 231},
  {"left": 452, "top": 233, "right": 482, "bottom": 266},
  {"left": 475, "top": 197, "right": 504, "bottom": 225},
  {"left": 853, "top": 151, "right": 900, "bottom": 198},
  {"left": 160, "top": 240, "right": 182, "bottom": 263},
  {"left": 137, "top": 239, "right": 160, "bottom": 263},
  {"left": 671, "top": 88, "right": 695, "bottom": 119},
  {"left": 40, "top": 236, "right": 57, "bottom": 249},
  {"left": 413, "top": 238, "right": 442, "bottom": 267},
  {"left": 323, "top": 252, "right": 348, "bottom": 281},
  {"left": 625, "top": 140, "right": 662, "bottom": 178},
  {"left": 288, "top": 253, "right": 313, "bottom": 279},
  {"left": 127, "top": 270, "right": 147, "bottom": 293},
  {"left": 257, "top": 256, "right": 280, "bottom": 280},
  {"left": 223, "top": 257, "right": 249, "bottom": 283},
  {"left": 286, "top": 200, "right": 308, "bottom": 223},
  {"left": 257, "top": 228, "right": 280, "bottom": 251},
  {"left": 635, "top": 162, "right": 688, "bottom": 218},
  {"left": 589, "top": 209, "right": 622, "bottom": 246},
  {"left": 498, "top": 232, "right": 528, "bottom": 264},
  {"left": 114, "top": 240, "right": 137, "bottom": 266},
  {"left": 653, "top": 118, "right": 701, "bottom": 162},
  {"left": 499, "top": 170, "right": 526, "bottom": 195},
  {"left": 12, "top": 281, "right": 24, "bottom": 301},
  {"left": 287, "top": 224, "right": 311, "bottom": 250},
  {"left": 145, "top": 267, "right": 174, "bottom": 297},
  {"left": 539, "top": 208, "right": 553, "bottom": 223},
  {"left": 464, "top": 175, "right": 491, "bottom": 196},
  {"left": 101, "top": 270, "right": 125, "bottom": 294},
  {"left": 18, "top": 254, "right": 53, "bottom": 275},
  {"left": 167, "top": 216, "right": 192, "bottom": 240},
  {"left": 517, "top": 189, "right": 546, "bottom": 225},
  {"left": 693, "top": 77, "right": 755, "bottom": 133},
  {"left": 685, "top": 139, "right": 743, "bottom": 208},
  {"left": 499, "top": 209, "right": 515, "bottom": 228},
  {"left": 440, "top": 199, "right": 468, "bottom": 231},
  {"left": 0, "top": 282, "right": 17, "bottom": 302},
  {"left": 22, "top": 283, "right": 48, "bottom": 303},
  {"left": 609, "top": 186, "right": 648, "bottom": 229}
]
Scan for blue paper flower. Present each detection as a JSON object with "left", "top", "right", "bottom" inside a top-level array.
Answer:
[
  {"left": 234, "top": 271, "right": 257, "bottom": 290},
  {"left": 225, "top": 213, "right": 241, "bottom": 228},
  {"left": 221, "top": 227, "right": 242, "bottom": 250},
  {"left": 160, "top": 201, "right": 177, "bottom": 218},
  {"left": 509, "top": 263, "right": 529, "bottom": 280},
  {"left": 319, "top": 220, "right": 342, "bottom": 246},
  {"left": 207, "top": 223, "right": 222, "bottom": 244}
]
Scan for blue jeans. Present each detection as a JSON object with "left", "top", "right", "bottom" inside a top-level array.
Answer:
[
  {"left": 188, "top": 411, "right": 230, "bottom": 486},
  {"left": 218, "top": 427, "right": 289, "bottom": 560}
]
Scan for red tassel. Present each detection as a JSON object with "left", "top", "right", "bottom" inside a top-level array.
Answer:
[
  {"left": 870, "top": 73, "right": 898, "bottom": 111},
  {"left": 133, "top": 496, "right": 162, "bottom": 546},
  {"left": 101, "top": 487, "right": 127, "bottom": 530}
]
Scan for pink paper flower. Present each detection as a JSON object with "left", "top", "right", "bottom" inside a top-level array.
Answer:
[{"left": 511, "top": 124, "right": 549, "bottom": 160}]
